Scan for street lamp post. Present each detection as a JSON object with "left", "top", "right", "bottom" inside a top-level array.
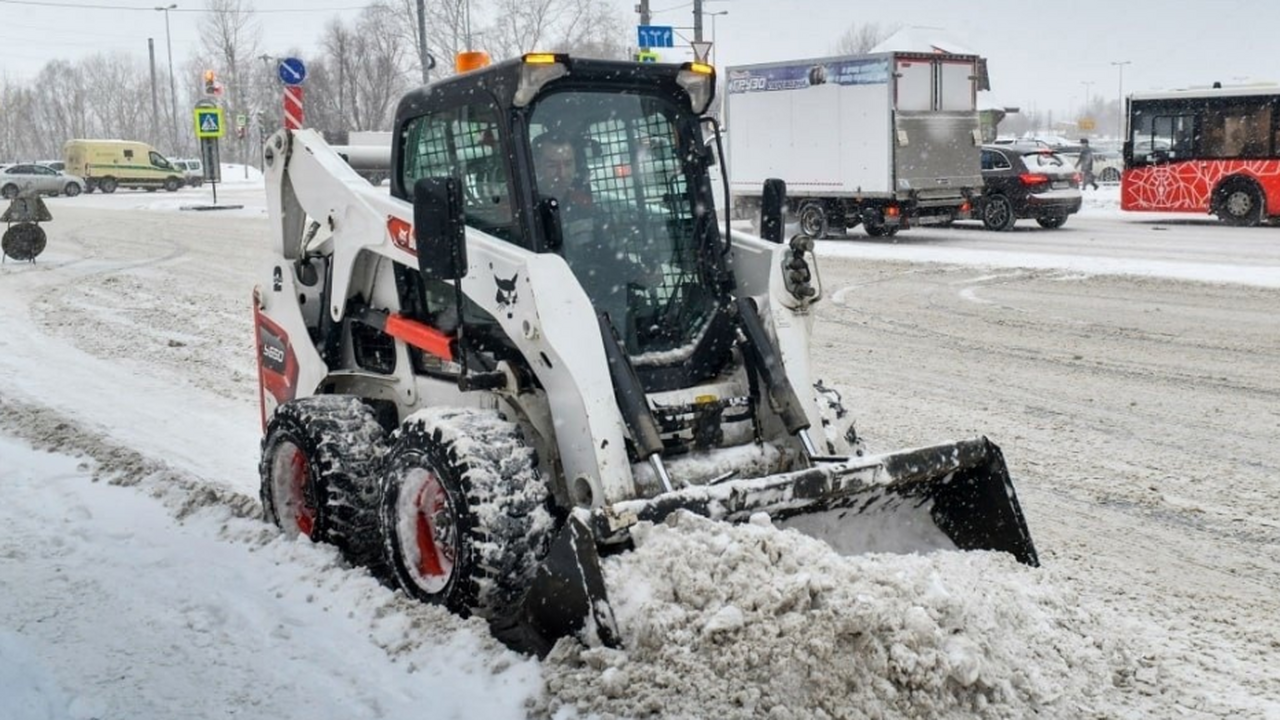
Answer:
[
  {"left": 708, "top": 10, "right": 727, "bottom": 65},
  {"left": 156, "top": 4, "right": 178, "bottom": 154},
  {"left": 1111, "top": 61, "right": 1132, "bottom": 139}
]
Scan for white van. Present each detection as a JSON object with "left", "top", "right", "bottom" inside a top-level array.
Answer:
[{"left": 62, "top": 139, "right": 187, "bottom": 193}]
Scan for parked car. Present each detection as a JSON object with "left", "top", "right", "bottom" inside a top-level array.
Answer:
[
  {"left": 974, "top": 145, "right": 1082, "bottom": 230},
  {"left": 1055, "top": 144, "right": 1124, "bottom": 183},
  {"left": 169, "top": 158, "right": 205, "bottom": 187},
  {"left": 0, "top": 163, "right": 86, "bottom": 198}
]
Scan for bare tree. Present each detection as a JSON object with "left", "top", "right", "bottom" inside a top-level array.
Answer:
[
  {"left": 199, "top": 0, "right": 262, "bottom": 163},
  {"left": 831, "top": 22, "right": 901, "bottom": 56},
  {"left": 484, "top": 0, "right": 627, "bottom": 61}
]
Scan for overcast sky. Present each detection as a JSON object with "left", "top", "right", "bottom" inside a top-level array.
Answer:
[{"left": 0, "top": 0, "right": 1273, "bottom": 117}]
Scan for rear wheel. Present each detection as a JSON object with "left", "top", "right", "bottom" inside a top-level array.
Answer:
[
  {"left": 98, "top": 177, "right": 118, "bottom": 194},
  {"left": 380, "top": 407, "right": 553, "bottom": 623},
  {"left": 797, "top": 201, "right": 829, "bottom": 238},
  {"left": 1036, "top": 214, "right": 1068, "bottom": 229},
  {"left": 981, "top": 194, "right": 1017, "bottom": 231},
  {"left": 864, "top": 220, "right": 899, "bottom": 237},
  {"left": 63, "top": 183, "right": 81, "bottom": 197},
  {"left": 1217, "top": 181, "right": 1263, "bottom": 227},
  {"left": 260, "top": 395, "right": 387, "bottom": 569}
]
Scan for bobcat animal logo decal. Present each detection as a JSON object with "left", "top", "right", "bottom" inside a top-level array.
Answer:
[{"left": 495, "top": 272, "right": 518, "bottom": 318}]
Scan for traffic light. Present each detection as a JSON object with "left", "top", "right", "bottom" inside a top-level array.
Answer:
[{"left": 204, "top": 70, "right": 216, "bottom": 95}]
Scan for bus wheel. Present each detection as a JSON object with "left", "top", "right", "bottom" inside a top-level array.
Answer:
[{"left": 1217, "top": 180, "right": 1263, "bottom": 227}]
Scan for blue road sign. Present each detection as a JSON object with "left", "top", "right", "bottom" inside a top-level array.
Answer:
[
  {"left": 278, "top": 57, "right": 307, "bottom": 86},
  {"left": 637, "top": 25, "right": 674, "bottom": 48}
]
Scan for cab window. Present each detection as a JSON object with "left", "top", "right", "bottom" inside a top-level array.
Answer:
[{"left": 402, "top": 101, "right": 519, "bottom": 246}]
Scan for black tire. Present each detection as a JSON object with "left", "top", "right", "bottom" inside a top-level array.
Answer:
[
  {"left": 379, "top": 407, "right": 553, "bottom": 624},
  {"left": 1036, "top": 214, "right": 1068, "bottom": 229},
  {"left": 1100, "top": 167, "right": 1121, "bottom": 183},
  {"left": 260, "top": 395, "right": 387, "bottom": 569},
  {"left": 164, "top": 177, "right": 182, "bottom": 192},
  {"left": 1216, "top": 181, "right": 1263, "bottom": 227},
  {"left": 63, "top": 183, "right": 82, "bottom": 197},
  {"left": 797, "top": 201, "right": 829, "bottom": 239},
  {"left": 981, "top": 194, "right": 1017, "bottom": 231},
  {"left": 1, "top": 184, "right": 17, "bottom": 200},
  {"left": 99, "top": 177, "right": 118, "bottom": 194},
  {"left": 864, "top": 220, "right": 899, "bottom": 237}
]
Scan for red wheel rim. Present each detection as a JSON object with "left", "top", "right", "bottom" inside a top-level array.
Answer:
[
  {"left": 270, "top": 440, "right": 316, "bottom": 537},
  {"left": 288, "top": 447, "right": 316, "bottom": 536},
  {"left": 411, "top": 471, "right": 455, "bottom": 592}
]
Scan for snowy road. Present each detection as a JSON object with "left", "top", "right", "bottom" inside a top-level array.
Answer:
[{"left": 2, "top": 184, "right": 1279, "bottom": 719}]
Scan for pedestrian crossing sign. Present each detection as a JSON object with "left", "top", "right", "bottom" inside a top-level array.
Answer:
[{"left": 193, "top": 106, "right": 225, "bottom": 139}]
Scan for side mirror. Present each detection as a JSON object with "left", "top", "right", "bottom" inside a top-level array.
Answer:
[
  {"left": 538, "top": 196, "right": 564, "bottom": 252},
  {"left": 760, "top": 178, "right": 786, "bottom": 244},
  {"left": 413, "top": 177, "right": 467, "bottom": 280}
]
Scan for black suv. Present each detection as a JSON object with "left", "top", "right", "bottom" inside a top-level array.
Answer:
[{"left": 976, "top": 145, "right": 1082, "bottom": 230}]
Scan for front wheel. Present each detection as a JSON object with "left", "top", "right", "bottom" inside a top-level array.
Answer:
[
  {"left": 981, "top": 195, "right": 1017, "bottom": 231},
  {"left": 380, "top": 407, "right": 553, "bottom": 623},
  {"left": 164, "top": 177, "right": 182, "bottom": 192},
  {"left": 63, "top": 183, "right": 82, "bottom": 197},
  {"left": 260, "top": 395, "right": 387, "bottom": 568},
  {"left": 1036, "top": 214, "right": 1068, "bottom": 229},
  {"left": 797, "top": 201, "right": 829, "bottom": 239}
]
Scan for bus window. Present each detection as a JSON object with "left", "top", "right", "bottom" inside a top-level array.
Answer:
[
  {"left": 1134, "top": 114, "right": 1193, "bottom": 163},
  {"left": 1201, "top": 103, "right": 1272, "bottom": 158}
]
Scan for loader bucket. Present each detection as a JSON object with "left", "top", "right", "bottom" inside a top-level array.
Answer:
[{"left": 501, "top": 437, "right": 1036, "bottom": 656}]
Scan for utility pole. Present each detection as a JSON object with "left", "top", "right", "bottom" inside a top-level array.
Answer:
[
  {"left": 156, "top": 4, "right": 179, "bottom": 155},
  {"left": 637, "top": 0, "right": 651, "bottom": 57},
  {"left": 1111, "top": 61, "right": 1132, "bottom": 139},
  {"left": 693, "top": 0, "right": 704, "bottom": 41},
  {"left": 148, "top": 38, "right": 161, "bottom": 149},
  {"left": 416, "top": 0, "right": 430, "bottom": 84}
]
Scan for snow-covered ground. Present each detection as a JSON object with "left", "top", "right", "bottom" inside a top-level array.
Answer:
[{"left": 2, "top": 177, "right": 1278, "bottom": 719}]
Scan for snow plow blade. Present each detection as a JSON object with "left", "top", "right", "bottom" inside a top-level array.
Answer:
[{"left": 505, "top": 437, "right": 1036, "bottom": 656}]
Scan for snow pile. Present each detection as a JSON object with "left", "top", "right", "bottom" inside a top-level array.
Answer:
[{"left": 540, "top": 512, "right": 1134, "bottom": 719}]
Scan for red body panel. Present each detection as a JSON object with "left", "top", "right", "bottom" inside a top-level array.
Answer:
[{"left": 1122, "top": 159, "right": 1280, "bottom": 215}]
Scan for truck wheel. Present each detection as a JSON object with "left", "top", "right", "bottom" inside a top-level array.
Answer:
[
  {"left": 864, "top": 220, "right": 899, "bottom": 237},
  {"left": 164, "top": 177, "right": 182, "bottom": 192},
  {"left": 99, "top": 177, "right": 118, "bottom": 194},
  {"left": 260, "top": 395, "right": 388, "bottom": 570},
  {"left": 981, "top": 194, "right": 1017, "bottom": 231},
  {"left": 797, "top": 201, "right": 829, "bottom": 238},
  {"left": 380, "top": 407, "right": 553, "bottom": 623}
]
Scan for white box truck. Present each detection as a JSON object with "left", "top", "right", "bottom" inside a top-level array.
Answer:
[{"left": 721, "top": 51, "right": 986, "bottom": 238}]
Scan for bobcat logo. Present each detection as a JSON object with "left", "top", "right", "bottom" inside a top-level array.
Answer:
[{"left": 495, "top": 272, "right": 518, "bottom": 318}]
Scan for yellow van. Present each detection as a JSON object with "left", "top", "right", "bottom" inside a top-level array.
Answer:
[{"left": 62, "top": 139, "right": 187, "bottom": 194}]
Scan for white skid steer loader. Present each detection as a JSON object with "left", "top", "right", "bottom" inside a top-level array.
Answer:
[{"left": 253, "top": 53, "right": 1038, "bottom": 656}]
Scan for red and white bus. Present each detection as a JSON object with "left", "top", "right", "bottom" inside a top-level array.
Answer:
[{"left": 1122, "top": 85, "right": 1280, "bottom": 225}]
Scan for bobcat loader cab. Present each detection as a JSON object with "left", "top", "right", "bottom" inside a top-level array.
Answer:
[{"left": 254, "top": 53, "right": 1038, "bottom": 656}]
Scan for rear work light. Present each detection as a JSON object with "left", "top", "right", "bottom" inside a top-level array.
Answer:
[
  {"left": 884, "top": 204, "right": 901, "bottom": 218},
  {"left": 1019, "top": 173, "right": 1050, "bottom": 186}
]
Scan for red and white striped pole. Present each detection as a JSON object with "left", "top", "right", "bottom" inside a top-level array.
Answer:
[{"left": 283, "top": 85, "right": 304, "bottom": 130}]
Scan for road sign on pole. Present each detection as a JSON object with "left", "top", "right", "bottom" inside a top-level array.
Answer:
[
  {"left": 637, "top": 25, "right": 674, "bottom": 48},
  {"left": 193, "top": 106, "right": 225, "bottom": 139},
  {"left": 277, "top": 57, "right": 307, "bottom": 86},
  {"left": 283, "top": 85, "right": 304, "bottom": 130},
  {"left": 691, "top": 41, "right": 713, "bottom": 62}
]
